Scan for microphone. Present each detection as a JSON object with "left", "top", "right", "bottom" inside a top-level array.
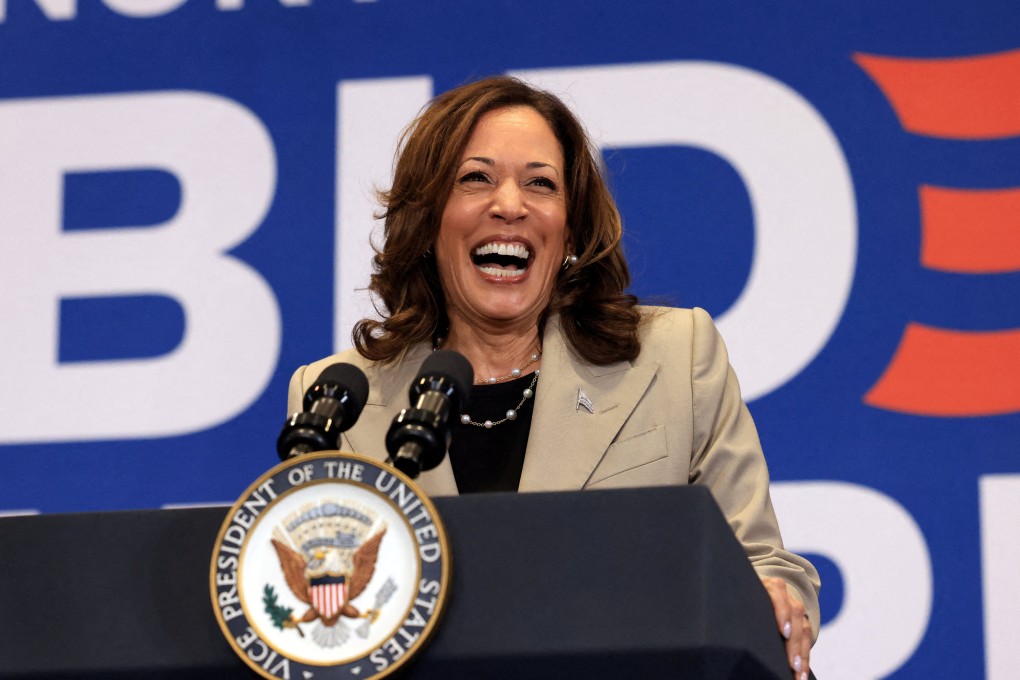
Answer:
[
  {"left": 386, "top": 349, "right": 473, "bottom": 479},
  {"left": 276, "top": 363, "right": 370, "bottom": 461}
]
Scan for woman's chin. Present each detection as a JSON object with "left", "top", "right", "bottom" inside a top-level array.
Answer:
[
  {"left": 460, "top": 293, "right": 546, "bottom": 327},
  {"left": 447, "top": 267, "right": 553, "bottom": 327}
]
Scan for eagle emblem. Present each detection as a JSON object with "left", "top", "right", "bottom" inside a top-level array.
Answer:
[{"left": 266, "top": 500, "right": 392, "bottom": 648}]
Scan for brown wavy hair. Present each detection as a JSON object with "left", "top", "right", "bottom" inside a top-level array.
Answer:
[{"left": 353, "top": 75, "right": 641, "bottom": 365}]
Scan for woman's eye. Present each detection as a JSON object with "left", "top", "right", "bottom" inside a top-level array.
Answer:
[
  {"left": 459, "top": 171, "right": 490, "bottom": 183},
  {"left": 530, "top": 177, "right": 558, "bottom": 191}
]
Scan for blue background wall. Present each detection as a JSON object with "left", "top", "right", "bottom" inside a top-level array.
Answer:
[{"left": 1, "top": 2, "right": 1017, "bottom": 678}]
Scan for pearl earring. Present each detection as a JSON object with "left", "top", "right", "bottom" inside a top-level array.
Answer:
[{"left": 562, "top": 254, "right": 579, "bottom": 268}]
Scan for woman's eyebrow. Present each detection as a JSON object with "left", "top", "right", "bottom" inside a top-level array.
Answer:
[
  {"left": 460, "top": 157, "right": 561, "bottom": 177},
  {"left": 526, "top": 161, "right": 561, "bottom": 177}
]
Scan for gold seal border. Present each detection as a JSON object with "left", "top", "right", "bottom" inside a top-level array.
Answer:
[{"left": 209, "top": 450, "right": 452, "bottom": 680}]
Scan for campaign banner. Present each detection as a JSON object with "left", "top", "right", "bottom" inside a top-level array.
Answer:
[{"left": 0, "top": 2, "right": 1017, "bottom": 678}]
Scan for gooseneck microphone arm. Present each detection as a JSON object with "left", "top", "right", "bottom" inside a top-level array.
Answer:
[
  {"left": 276, "top": 363, "right": 370, "bottom": 461},
  {"left": 386, "top": 350, "right": 473, "bottom": 479}
]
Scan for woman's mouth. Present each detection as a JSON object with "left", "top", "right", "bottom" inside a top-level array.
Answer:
[{"left": 471, "top": 241, "right": 531, "bottom": 279}]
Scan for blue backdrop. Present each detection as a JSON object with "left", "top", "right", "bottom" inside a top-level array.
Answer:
[{"left": 1, "top": 2, "right": 1017, "bottom": 678}]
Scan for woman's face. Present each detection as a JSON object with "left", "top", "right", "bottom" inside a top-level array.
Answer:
[{"left": 435, "top": 106, "right": 568, "bottom": 332}]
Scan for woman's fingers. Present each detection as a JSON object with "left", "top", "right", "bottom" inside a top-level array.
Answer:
[
  {"left": 761, "top": 577, "right": 810, "bottom": 680},
  {"left": 798, "top": 611, "right": 812, "bottom": 680},
  {"left": 761, "top": 577, "right": 792, "bottom": 637}
]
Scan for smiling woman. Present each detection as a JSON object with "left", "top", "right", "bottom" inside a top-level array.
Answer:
[
  {"left": 288, "top": 75, "right": 820, "bottom": 680},
  {"left": 351, "top": 76, "right": 639, "bottom": 369},
  {"left": 435, "top": 106, "right": 568, "bottom": 354}
]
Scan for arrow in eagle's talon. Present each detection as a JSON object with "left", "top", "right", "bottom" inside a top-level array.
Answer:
[{"left": 286, "top": 616, "right": 305, "bottom": 638}]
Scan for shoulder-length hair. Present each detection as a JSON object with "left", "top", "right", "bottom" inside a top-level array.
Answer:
[{"left": 353, "top": 75, "right": 640, "bottom": 365}]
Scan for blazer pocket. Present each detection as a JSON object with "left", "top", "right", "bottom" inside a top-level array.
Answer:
[{"left": 586, "top": 424, "right": 668, "bottom": 488}]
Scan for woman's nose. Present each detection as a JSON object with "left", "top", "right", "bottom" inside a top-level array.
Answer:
[{"left": 489, "top": 181, "right": 528, "bottom": 222}]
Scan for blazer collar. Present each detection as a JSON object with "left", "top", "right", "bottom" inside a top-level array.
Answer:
[
  {"left": 364, "top": 343, "right": 433, "bottom": 409},
  {"left": 520, "top": 314, "right": 659, "bottom": 491},
  {"left": 349, "top": 315, "right": 659, "bottom": 496}
]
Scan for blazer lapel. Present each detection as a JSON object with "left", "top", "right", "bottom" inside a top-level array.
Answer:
[{"left": 520, "top": 315, "right": 659, "bottom": 492}]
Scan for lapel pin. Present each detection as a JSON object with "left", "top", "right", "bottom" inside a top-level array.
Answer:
[{"left": 576, "top": 388, "right": 594, "bottom": 414}]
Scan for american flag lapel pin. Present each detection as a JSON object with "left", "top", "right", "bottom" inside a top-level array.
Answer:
[{"left": 576, "top": 388, "right": 594, "bottom": 414}]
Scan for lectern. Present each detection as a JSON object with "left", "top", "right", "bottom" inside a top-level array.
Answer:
[{"left": 0, "top": 486, "right": 790, "bottom": 678}]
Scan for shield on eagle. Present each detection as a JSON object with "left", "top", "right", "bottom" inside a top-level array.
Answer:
[{"left": 310, "top": 575, "right": 348, "bottom": 620}]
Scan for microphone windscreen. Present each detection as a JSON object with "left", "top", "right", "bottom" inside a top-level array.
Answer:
[
  {"left": 415, "top": 349, "right": 473, "bottom": 403},
  {"left": 311, "top": 362, "right": 370, "bottom": 415}
]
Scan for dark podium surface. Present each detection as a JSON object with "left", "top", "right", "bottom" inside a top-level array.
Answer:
[{"left": 0, "top": 486, "right": 790, "bottom": 679}]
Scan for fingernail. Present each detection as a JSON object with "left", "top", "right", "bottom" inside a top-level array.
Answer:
[
  {"left": 783, "top": 621, "right": 791, "bottom": 639},
  {"left": 800, "top": 672, "right": 808, "bottom": 680},
  {"left": 794, "top": 655, "right": 802, "bottom": 672}
]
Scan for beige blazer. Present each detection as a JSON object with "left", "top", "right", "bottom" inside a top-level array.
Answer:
[{"left": 288, "top": 306, "right": 821, "bottom": 635}]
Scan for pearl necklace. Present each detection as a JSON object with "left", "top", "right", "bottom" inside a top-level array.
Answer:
[
  {"left": 474, "top": 351, "right": 542, "bottom": 385},
  {"left": 431, "top": 339, "right": 542, "bottom": 429},
  {"left": 460, "top": 371, "right": 539, "bottom": 429}
]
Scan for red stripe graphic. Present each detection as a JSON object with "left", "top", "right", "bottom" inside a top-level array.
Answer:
[
  {"left": 854, "top": 49, "right": 1020, "bottom": 139},
  {"left": 920, "top": 186, "right": 1020, "bottom": 273},
  {"left": 859, "top": 49, "right": 1020, "bottom": 416},
  {"left": 865, "top": 323, "right": 1020, "bottom": 416}
]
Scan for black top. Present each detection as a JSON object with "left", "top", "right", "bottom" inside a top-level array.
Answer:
[{"left": 448, "top": 373, "right": 537, "bottom": 493}]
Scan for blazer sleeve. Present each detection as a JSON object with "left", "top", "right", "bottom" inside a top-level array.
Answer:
[{"left": 688, "top": 307, "right": 821, "bottom": 640}]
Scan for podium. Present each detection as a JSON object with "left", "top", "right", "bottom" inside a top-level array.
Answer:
[{"left": 0, "top": 486, "right": 790, "bottom": 679}]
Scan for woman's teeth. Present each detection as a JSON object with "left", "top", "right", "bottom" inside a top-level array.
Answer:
[
  {"left": 473, "top": 242, "right": 530, "bottom": 259},
  {"left": 478, "top": 265, "right": 526, "bottom": 278},
  {"left": 472, "top": 242, "right": 531, "bottom": 277}
]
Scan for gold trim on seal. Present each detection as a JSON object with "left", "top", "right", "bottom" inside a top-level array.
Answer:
[{"left": 209, "top": 450, "right": 452, "bottom": 680}]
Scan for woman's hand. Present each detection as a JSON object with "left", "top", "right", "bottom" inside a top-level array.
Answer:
[{"left": 761, "top": 576, "right": 812, "bottom": 680}]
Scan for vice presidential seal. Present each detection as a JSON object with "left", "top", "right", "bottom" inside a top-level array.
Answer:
[{"left": 210, "top": 451, "right": 450, "bottom": 679}]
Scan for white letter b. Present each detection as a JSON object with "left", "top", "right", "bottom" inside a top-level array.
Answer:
[{"left": 0, "top": 92, "right": 280, "bottom": 442}]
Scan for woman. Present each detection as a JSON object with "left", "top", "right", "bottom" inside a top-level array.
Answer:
[{"left": 289, "top": 76, "right": 819, "bottom": 679}]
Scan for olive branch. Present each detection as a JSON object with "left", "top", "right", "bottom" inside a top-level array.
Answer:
[{"left": 263, "top": 584, "right": 304, "bottom": 637}]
